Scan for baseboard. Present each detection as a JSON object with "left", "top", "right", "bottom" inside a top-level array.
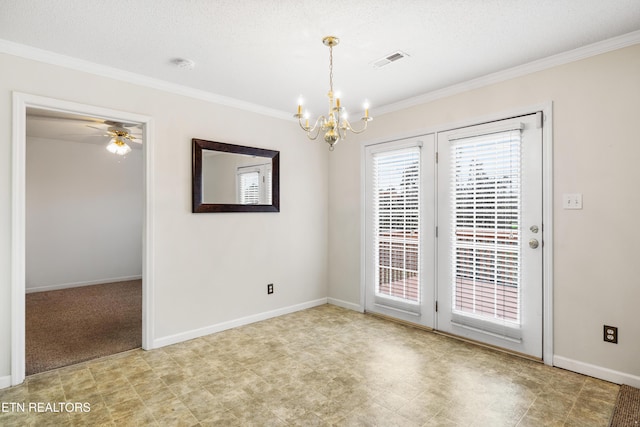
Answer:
[
  {"left": 554, "top": 355, "right": 640, "bottom": 388},
  {"left": 0, "top": 375, "right": 12, "bottom": 390},
  {"left": 153, "top": 298, "right": 328, "bottom": 349},
  {"left": 327, "top": 297, "right": 364, "bottom": 313},
  {"left": 25, "top": 275, "right": 142, "bottom": 293}
]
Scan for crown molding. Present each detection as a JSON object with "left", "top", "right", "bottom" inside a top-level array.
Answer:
[
  {"left": 0, "top": 39, "right": 291, "bottom": 121},
  {"left": 2, "top": 30, "right": 639, "bottom": 120},
  {"left": 375, "top": 30, "right": 640, "bottom": 116}
]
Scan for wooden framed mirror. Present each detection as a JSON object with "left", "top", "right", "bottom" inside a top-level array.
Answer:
[{"left": 192, "top": 139, "right": 280, "bottom": 213}]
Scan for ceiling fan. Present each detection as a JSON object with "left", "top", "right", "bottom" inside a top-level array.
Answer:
[
  {"left": 26, "top": 110, "right": 143, "bottom": 155},
  {"left": 87, "top": 121, "right": 142, "bottom": 156}
]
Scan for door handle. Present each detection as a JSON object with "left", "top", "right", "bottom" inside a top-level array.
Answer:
[{"left": 529, "top": 238, "right": 539, "bottom": 249}]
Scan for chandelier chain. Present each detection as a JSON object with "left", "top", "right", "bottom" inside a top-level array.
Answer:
[{"left": 329, "top": 44, "right": 333, "bottom": 93}]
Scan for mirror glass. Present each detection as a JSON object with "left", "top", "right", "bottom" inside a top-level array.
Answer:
[{"left": 192, "top": 139, "right": 279, "bottom": 213}]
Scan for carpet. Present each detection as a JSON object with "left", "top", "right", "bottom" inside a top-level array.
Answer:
[
  {"left": 26, "top": 280, "right": 141, "bottom": 375},
  {"left": 610, "top": 384, "right": 640, "bottom": 426}
]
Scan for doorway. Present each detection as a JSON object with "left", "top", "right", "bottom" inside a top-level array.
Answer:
[
  {"left": 364, "top": 109, "right": 552, "bottom": 361},
  {"left": 11, "top": 93, "right": 154, "bottom": 386},
  {"left": 25, "top": 108, "right": 143, "bottom": 374}
]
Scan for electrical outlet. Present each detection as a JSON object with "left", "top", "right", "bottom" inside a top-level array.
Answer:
[
  {"left": 267, "top": 283, "right": 274, "bottom": 294},
  {"left": 604, "top": 325, "right": 618, "bottom": 343}
]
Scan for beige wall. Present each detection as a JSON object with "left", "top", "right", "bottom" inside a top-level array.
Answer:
[
  {"left": 1, "top": 42, "right": 638, "bottom": 385},
  {"left": 328, "top": 44, "right": 640, "bottom": 380},
  {"left": 0, "top": 53, "right": 329, "bottom": 379},
  {"left": 25, "top": 136, "right": 143, "bottom": 291}
]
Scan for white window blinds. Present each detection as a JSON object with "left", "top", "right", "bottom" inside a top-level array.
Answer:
[
  {"left": 449, "top": 129, "right": 522, "bottom": 336},
  {"left": 239, "top": 171, "right": 260, "bottom": 204},
  {"left": 373, "top": 147, "right": 421, "bottom": 310},
  {"left": 237, "top": 162, "right": 272, "bottom": 205}
]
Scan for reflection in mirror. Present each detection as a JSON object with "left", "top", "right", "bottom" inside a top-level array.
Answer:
[
  {"left": 202, "top": 151, "right": 272, "bottom": 205},
  {"left": 192, "top": 139, "right": 279, "bottom": 213}
]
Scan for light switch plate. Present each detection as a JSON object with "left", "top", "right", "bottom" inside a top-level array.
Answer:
[{"left": 563, "top": 193, "right": 583, "bottom": 209}]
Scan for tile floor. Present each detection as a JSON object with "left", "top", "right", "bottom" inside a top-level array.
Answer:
[{"left": 0, "top": 304, "right": 619, "bottom": 426}]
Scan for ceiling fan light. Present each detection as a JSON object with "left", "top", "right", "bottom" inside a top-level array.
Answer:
[{"left": 106, "top": 137, "right": 132, "bottom": 155}]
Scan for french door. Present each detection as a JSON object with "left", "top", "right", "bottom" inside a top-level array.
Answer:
[
  {"left": 364, "top": 135, "right": 436, "bottom": 327},
  {"left": 365, "top": 113, "right": 543, "bottom": 358},
  {"left": 437, "top": 114, "right": 543, "bottom": 358}
]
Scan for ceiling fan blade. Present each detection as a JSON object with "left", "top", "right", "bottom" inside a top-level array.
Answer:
[
  {"left": 104, "top": 120, "right": 142, "bottom": 129},
  {"left": 27, "top": 113, "right": 105, "bottom": 124},
  {"left": 60, "top": 133, "right": 109, "bottom": 137}
]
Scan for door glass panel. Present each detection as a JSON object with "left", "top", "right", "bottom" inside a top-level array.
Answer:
[
  {"left": 450, "top": 130, "right": 522, "bottom": 326},
  {"left": 373, "top": 148, "right": 421, "bottom": 308}
]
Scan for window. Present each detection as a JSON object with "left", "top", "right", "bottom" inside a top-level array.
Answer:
[
  {"left": 372, "top": 146, "right": 421, "bottom": 308},
  {"left": 450, "top": 129, "right": 522, "bottom": 325},
  {"left": 237, "top": 163, "right": 272, "bottom": 205}
]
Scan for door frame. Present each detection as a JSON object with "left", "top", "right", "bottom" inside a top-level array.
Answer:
[
  {"left": 360, "top": 102, "right": 554, "bottom": 364},
  {"left": 11, "top": 92, "right": 155, "bottom": 385}
]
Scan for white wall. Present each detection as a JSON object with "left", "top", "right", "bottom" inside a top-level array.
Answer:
[
  {"left": 0, "top": 52, "right": 329, "bottom": 380},
  {"left": 25, "top": 136, "right": 143, "bottom": 292},
  {"left": 328, "top": 44, "right": 640, "bottom": 383}
]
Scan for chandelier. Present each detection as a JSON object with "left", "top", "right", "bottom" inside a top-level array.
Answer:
[{"left": 294, "top": 36, "right": 372, "bottom": 151}]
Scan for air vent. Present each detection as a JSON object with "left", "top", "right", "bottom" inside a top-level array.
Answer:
[{"left": 371, "top": 50, "right": 409, "bottom": 69}]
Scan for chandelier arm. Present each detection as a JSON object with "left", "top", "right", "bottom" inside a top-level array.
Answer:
[
  {"left": 298, "top": 116, "right": 325, "bottom": 140},
  {"left": 342, "top": 118, "right": 371, "bottom": 134}
]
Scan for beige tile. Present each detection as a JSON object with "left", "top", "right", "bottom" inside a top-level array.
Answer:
[
  {"left": 11, "top": 305, "right": 621, "bottom": 426},
  {"left": 149, "top": 396, "right": 199, "bottom": 426},
  {"left": 0, "top": 411, "right": 33, "bottom": 427},
  {"left": 105, "top": 396, "right": 147, "bottom": 421},
  {"left": 100, "top": 383, "right": 139, "bottom": 407},
  {"left": 337, "top": 401, "right": 421, "bottom": 427},
  {"left": 199, "top": 410, "right": 243, "bottom": 426},
  {"left": 178, "top": 387, "right": 225, "bottom": 421},
  {"left": 68, "top": 400, "right": 112, "bottom": 426}
]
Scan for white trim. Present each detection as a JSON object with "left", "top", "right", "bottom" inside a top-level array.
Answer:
[
  {"left": 554, "top": 355, "right": 640, "bottom": 388},
  {"left": 327, "top": 297, "right": 363, "bottom": 313},
  {"left": 11, "top": 93, "right": 155, "bottom": 386},
  {"left": 2, "top": 31, "right": 639, "bottom": 121},
  {"left": 541, "top": 103, "right": 554, "bottom": 366},
  {"left": 153, "top": 298, "right": 328, "bottom": 348},
  {"left": 0, "top": 39, "right": 290, "bottom": 121},
  {"left": 374, "top": 30, "right": 640, "bottom": 117},
  {"left": 11, "top": 93, "right": 27, "bottom": 386},
  {"left": 25, "top": 275, "right": 142, "bottom": 294},
  {"left": 141, "top": 117, "right": 155, "bottom": 351},
  {"left": 0, "top": 375, "right": 11, "bottom": 390}
]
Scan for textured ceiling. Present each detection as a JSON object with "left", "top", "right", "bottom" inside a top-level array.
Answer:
[{"left": 2, "top": 0, "right": 640, "bottom": 121}]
